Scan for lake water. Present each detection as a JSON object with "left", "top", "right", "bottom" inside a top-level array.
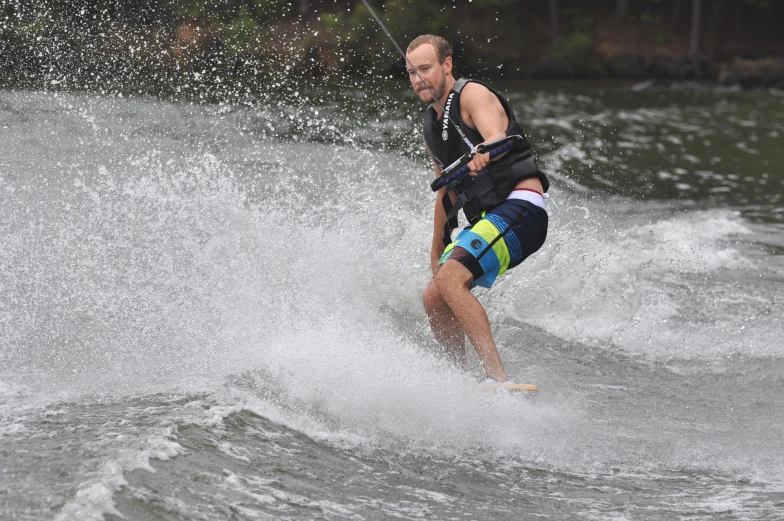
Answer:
[{"left": 1, "top": 82, "right": 783, "bottom": 520}]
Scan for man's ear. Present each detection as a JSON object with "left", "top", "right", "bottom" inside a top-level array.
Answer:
[{"left": 443, "top": 56, "right": 453, "bottom": 76}]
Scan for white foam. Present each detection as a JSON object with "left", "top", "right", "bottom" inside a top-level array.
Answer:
[
  {"left": 210, "top": 315, "right": 577, "bottom": 462},
  {"left": 0, "top": 423, "right": 26, "bottom": 436},
  {"left": 500, "top": 206, "right": 783, "bottom": 360},
  {"left": 54, "top": 432, "right": 184, "bottom": 521}
]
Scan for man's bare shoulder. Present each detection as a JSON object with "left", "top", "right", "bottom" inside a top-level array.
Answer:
[
  {"left": 460, "top": 81, "right": 497, "bottom": 108},
  {"left": 460, "top": 81, "right": 497, "bottom": 112}
]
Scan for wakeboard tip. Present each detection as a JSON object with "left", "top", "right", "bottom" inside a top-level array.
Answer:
[{"left": 478, "top": 383, "right": 539, "bottom": 393}]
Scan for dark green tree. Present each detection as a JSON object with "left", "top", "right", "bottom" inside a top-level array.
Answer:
[
  {"left": 615, "top": 0, "right": 630, "bottom": 19},
  {"left": 689, "top": 0, "right": 701, "bottom": 56}
]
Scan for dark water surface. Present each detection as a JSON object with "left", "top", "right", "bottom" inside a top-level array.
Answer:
[{"left": 1, "top": 83, "right": 783, "bottom": 520}]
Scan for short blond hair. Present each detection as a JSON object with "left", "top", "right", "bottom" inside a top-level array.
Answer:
[{"left": 406, "top": 35, "right": 453, "bottom": 64}]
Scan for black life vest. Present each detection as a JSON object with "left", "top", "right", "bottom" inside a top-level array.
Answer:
[{"left": 423, "top": 78, "right": 549, "bottom": 243}]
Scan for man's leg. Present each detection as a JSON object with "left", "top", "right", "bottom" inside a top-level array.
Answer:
[
  {"left": 434, "top": 259, "right": 509, "bottom": 382},
  {"left": 422, "top": 279, "right": 467, "bottom": 366}
]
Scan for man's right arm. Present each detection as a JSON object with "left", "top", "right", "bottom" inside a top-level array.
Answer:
[{"left": 430, "top": 159, "right": 454, "bottom": 275}]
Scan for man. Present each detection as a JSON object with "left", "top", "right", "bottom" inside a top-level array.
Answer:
[{"left": 407, "top": 35, "right": 550, "bottom": 383}]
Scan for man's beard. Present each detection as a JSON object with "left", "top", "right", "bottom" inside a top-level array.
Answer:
[{"left": 417, "top": 70, "right": 447, "bottom": 105}]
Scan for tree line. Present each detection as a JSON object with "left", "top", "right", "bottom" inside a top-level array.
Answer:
[{"left": 1, "top": 0, "right": 782, "bottom": 94}]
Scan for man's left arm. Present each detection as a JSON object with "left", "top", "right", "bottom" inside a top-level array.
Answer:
[{"left": 461, "top": 82, "right": 510, "bottom": 174}]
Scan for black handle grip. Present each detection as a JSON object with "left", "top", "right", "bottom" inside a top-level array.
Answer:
[{"left": 430, "top": 135, "right": 523, "bottom": 192}]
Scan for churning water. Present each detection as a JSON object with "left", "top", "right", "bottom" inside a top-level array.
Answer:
[{"left": 1, "top": 84, "right": 783, "bottom": 520}]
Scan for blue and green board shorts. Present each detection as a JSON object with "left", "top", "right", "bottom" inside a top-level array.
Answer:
[{"left": 437, "top": 198, "right": 548, "bottom": 288}]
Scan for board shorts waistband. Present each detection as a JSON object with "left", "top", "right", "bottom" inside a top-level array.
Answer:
[{"left": 507, "top": 188, "right": 547, "bottom": 211}]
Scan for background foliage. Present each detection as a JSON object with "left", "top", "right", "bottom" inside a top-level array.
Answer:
[{"left": 1, "top": 0, "right": 783, "bottom": 95}]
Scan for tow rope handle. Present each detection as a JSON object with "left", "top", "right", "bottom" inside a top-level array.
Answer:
[{"left": 430, "top": 135, "right": 523, "bottom": 192}]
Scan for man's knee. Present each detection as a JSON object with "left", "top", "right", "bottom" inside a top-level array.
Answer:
[
  {"left": 423, "top": 280, "right": 445, "bottom": 315},
  {"left": 434, "top": 260, "right": 472, "bottom": 297}
]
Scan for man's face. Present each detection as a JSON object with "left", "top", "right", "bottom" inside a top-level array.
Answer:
[{"left": 405, "top": 43, "right": 451, "bottom": 104}]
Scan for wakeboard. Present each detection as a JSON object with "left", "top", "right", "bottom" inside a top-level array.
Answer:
[{"left": 479, "top": 383, "right": 538, "bottom": 393}]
